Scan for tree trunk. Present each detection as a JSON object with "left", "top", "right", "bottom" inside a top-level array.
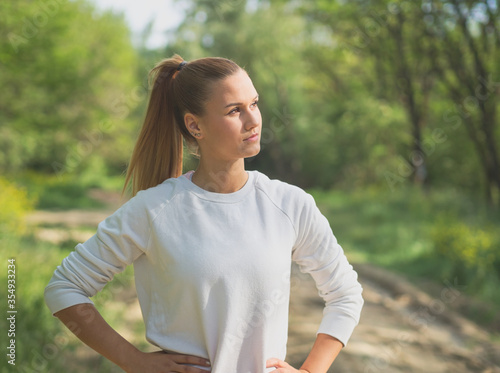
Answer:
[{"left": 390, "top": 11, "right": 428, "bottom": 186}]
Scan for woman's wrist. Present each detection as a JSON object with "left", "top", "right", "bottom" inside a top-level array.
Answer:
[
  {"left": 118, "top": 347, "right": 144, "bottom": 373},
  {"left": 299, "top": 333, "right": 343, "bottom": 373}
]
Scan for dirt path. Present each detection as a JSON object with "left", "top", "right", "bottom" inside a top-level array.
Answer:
[
  {"left": 31, "top": 209, "right": 500, "bottom": 372},
  {"left": 287, "top": 264, "right": 500, "bottom": 372}
]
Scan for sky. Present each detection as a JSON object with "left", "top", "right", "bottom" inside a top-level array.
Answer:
[{"left": 89, "top": 0, "right": 186, "bottom": 49}]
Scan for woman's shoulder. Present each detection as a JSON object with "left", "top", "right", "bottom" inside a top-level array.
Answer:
[
  {"left": 120, "top": 175, "right": 188, "bottom": 216},
  {"left": 252, "top": 171, "right": 314, "bottom": 207},
  {"left": 253, "top": 171, "right": 308, "bottom": 193}
]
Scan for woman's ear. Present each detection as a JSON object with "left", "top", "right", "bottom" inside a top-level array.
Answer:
[{"left": 184, "top": 113, "right": 203, "bottom": 139}]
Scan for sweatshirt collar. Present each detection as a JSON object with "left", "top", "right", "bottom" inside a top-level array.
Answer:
[{"left": 177, "top": 170, "right": 257, "bottom": 203}]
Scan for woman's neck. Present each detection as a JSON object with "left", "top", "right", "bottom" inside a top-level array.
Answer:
[{"left": 192, "top": 159, "right": 248, "bottom": 193}]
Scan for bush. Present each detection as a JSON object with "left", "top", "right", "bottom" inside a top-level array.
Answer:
[
  {"left": 431, "top": 219, "right": 500, "bottom": 285},
  {"left": 0, "top": 177, "right": 35, "bottom": 235},
  {"left": 12, "top": 172, "right": 107, "bottom": 211},
  {"left": 0, "top": 233, "right": 74, "bottom": 373},
  {"left": 312, "top": 186, "right": 500, "bottom": 315}
]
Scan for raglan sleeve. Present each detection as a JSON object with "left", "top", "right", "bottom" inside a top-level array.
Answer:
[
  {"left": 44, "top": 191, "right": 151, "bottom": 315},
  {"left": 291, "top": 191, "right": 363, "bottom": 346}
]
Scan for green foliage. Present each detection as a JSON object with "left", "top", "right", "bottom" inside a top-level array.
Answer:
[
  {"left": 0, "top": 201, "right": 134, "bottom": 373},
  {"left": 2, "top": 0, "right": 499, "bottom": 202},
  {"left": 166, "top": 0, "right": 499, "bottom": 202},
  {"left": 0, "top": 177, "right": 35, "bottom": 235},
  {"left": 311, "top": 186, "right": 435, "bottom": 265},
  {"left": 0, "top": 178, "right": 71, "bottom": 371},
  {"left": 431, "top": 220, "right": 500, "bottom": 285},
  {"left": 13, "top": 172, "right": 106, "bottom": 211},
  {"left": 304, "top": 0, "right": 500, "bottom": 202},
  {"left": 0, "top": 0, "right": 140, "bottom": 175},
  {"left": 312, "top": 186, "right": 500, "bottom": 313},
  {"left": 0, "top": 235, "right": 70, "bottom": 373},
  {"left": 0, "top": 232, "right": 134, "bottom": 373}
]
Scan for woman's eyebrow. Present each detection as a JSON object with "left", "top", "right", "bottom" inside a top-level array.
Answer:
[{"left": 224, "top": 94, "right": 259, "bottom": 108}]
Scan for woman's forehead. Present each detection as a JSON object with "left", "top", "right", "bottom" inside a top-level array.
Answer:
[{"left": 210, "top": 70, "right": 258, "bottom": 106}]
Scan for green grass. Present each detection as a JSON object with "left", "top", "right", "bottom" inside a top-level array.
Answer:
[
  {"left": 310, "top": 185, "right": 500, "bottom": 329},
  {"left": 311, "top": 187, "right": 432, "bottom": 264},
  {"left": 0, "top": 232, "right": 137, "bottom": 373},
  {"left": 11, "top": 172, "right": 125, "bottom": 210},
  {"left": 0, "top": 234, "right": 70, "bottom": 373}
]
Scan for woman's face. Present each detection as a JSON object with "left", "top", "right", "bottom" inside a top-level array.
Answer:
[{"left": 186, "top": 69, "right": 262, "bottom": 163}]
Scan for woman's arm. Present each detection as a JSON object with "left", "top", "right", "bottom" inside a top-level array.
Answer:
[
  {"left": 266, "top": 333, "right": 342, "bottom": 373},
  {"left": 55, "top": 303, "right": 211, "bottom": 373},
  {"left": 300, "top": 333, "right": 343, "bottom": 372}
]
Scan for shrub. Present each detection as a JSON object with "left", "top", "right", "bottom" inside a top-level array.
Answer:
[
  {"left": 0, "top": 177, "right": 35, "bottom": 235},
  {"left": 431, "top": 219, "right": 499, "bottom": 284}
]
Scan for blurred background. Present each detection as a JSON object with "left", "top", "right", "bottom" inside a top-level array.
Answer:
[{"left": 1, "top": 0, "right": 499, "bottom": 372}]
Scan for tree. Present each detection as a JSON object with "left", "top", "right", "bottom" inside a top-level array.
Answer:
[
  {"left": 0, "top": 0, "right": 140, "bottom": 176},
  {"left": 304, "top": 0, "right": 500, "bottom": 205},
  {"left": 425, "top": 0, "right": 500, "bottom": 205}
]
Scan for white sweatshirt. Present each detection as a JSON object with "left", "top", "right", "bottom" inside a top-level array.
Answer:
[{"left": 44, "top": 171, "right": 363, "bottom": 372}]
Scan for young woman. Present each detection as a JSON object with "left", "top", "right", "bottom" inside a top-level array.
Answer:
[{"left": 45, "top": 55, "right": 364, "bottom": 373}]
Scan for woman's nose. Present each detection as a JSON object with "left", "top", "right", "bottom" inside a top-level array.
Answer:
[{"left": 245, "top": 108, "right": 261, "bottom": 130}]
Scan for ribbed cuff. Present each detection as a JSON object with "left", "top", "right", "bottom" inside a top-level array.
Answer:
[
  {"left": 316, "top": 312, "right": 360, "bottom": 346},
  {"left": 44, "top": 286, "right": 94, "bottom": 316}
]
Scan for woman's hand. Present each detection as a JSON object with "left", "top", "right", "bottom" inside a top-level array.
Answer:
[
  {"left": 54, "top": 304, "right": 211, "bottom": 372},
  {"left": 125, "top": 351, "right": 211, "bottom": 373},
  {"left": 266, "top": 358, "right": 309, "bottom": 372}
]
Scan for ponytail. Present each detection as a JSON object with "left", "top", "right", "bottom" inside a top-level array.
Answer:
[
  {"left": 123, "top": 54, "right": 242, "bottom": 196},
  {"left": 123, "top": 55, "right": 184, "bottom": 196}
]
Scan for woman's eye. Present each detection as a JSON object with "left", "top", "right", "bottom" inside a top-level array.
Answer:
[{"left": 227, "top": 101, "right": 258, "bottom": 115}]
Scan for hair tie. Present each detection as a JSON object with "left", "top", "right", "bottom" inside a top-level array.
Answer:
[{"left": 177, "top": 61, "right": 187, "bottom": 71}]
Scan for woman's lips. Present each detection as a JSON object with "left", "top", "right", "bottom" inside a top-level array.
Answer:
[{"left": 244, "top": 133, "right": 259, "bottom": 142}]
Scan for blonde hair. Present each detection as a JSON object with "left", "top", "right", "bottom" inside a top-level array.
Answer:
[{"left": 123, "top": 54, "right": 241, "bottom": 196}]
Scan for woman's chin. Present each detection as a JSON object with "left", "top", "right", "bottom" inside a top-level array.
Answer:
[{"left": 243, "top": 144, "right": 261, "bottom": 158}]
